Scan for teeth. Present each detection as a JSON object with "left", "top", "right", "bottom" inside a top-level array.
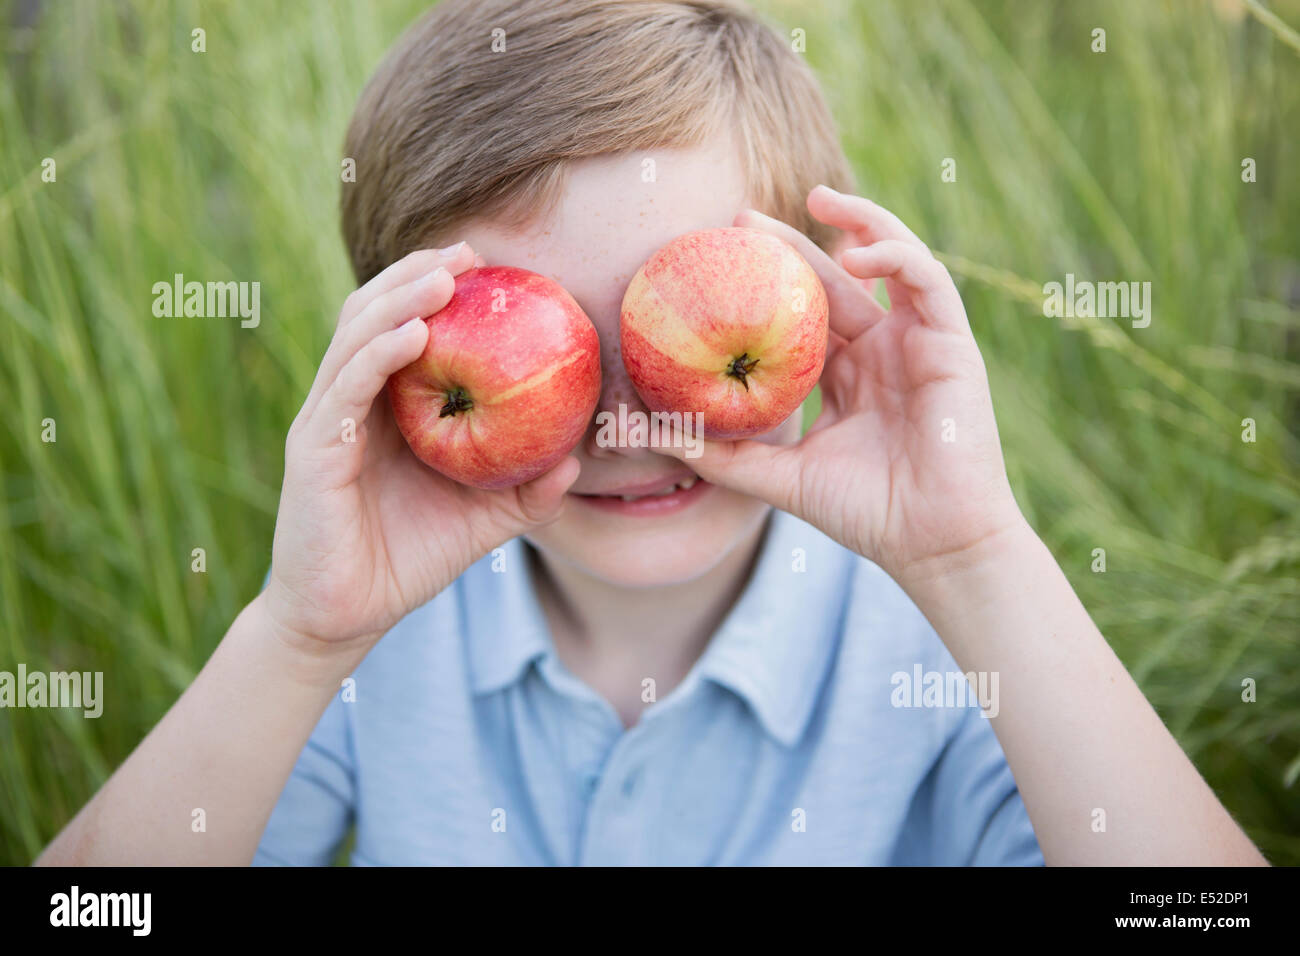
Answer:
[{"left": 615, "top": 476, "right": 699, "bottom": 502}]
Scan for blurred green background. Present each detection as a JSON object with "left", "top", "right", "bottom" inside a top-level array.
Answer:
[{"left": 1, "top": 0, "right": 1298, "bottom": 865}]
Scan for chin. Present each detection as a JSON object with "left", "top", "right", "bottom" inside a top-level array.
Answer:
[{"left": 525, "top": 488, "right": 772, "bottom": 589}]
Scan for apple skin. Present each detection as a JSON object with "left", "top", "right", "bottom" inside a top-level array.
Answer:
[
  {"left": 619, "top": 227, "right": 829, "bottom": 440},
  {"left": 387, "top": 266, "right": 601, "bottom": 490}
]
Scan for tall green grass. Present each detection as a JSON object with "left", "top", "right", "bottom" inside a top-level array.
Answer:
[{"left": 2, "top": 0, "right": 1298, "bottom": 864}]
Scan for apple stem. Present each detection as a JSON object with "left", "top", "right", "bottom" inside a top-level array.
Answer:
[
  {"left": 726, "top": 353, "right": 760, "bottom": 391},
  {"left": 439, "top": 387, "right": 473, "bottom": 418}
]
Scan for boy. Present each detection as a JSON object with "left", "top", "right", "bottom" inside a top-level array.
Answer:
[{"left": 39, "top": 0, "right": 1265, "bottom": 865}]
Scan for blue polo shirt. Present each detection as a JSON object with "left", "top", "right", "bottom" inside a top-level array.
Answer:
[{"left": 253, "top": 508, "right": 1043, "bottom": 865}]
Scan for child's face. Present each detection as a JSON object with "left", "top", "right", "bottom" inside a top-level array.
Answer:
[{"left": 458, "top": 142, "right": 802, "bottom": 587}]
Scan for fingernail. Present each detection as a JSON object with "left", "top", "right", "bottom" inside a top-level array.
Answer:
[
  {"left": 438, "top": 242, "right": 466, "bottom": 257},
  {"left": 817, "top": 184, "right": 839, "bottom": 195},
  {"left": 402, "top": 316, "right": 424, "bottom": 332},
  {"left": 423, "top": 266, "right": 449, "bottom": 285}
]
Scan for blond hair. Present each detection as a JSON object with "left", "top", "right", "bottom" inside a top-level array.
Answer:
[{"left": 342, "top": 0, "right": 854, "bottom": 283}]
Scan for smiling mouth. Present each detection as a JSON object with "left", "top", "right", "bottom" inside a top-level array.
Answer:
[
  {"left": 569, "top": 473, "right": 710, "bottom": 515},
  {"left": 578, "top": 475, "right": 700, "bottom": 502}
]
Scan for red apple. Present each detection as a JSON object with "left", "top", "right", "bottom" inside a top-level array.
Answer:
[
  {"left": 387, "top": 266, "right": 601, "bottom": 489},
  {"left": 619, "top": 227, "right": 828, "bottom": 440}
]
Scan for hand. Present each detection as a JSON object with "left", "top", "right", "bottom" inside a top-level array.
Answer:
[
  {"left": 263, "top": 244, "right": 580, "bottom": 654},
  {"left": 654, "top": 186, "right": 1025, "bottom": 582}
]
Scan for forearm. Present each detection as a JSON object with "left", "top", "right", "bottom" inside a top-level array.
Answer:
[
  {"left": 36, "top": 593, "right": 361, "bottom": 866},
  {"left": 899, "top": 519, "right": 1267, "bottom": 866}
]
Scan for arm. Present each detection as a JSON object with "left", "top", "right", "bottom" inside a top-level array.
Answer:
[
  {"left": 653, "top": 185, "right": 1266, "bottom": 866},
  {"left": 38, "top": 243, "right": 580, "bottom": 865},
  {"left": 901, "top": 520, "right": 1265, "bottom": 865},
  {"left": 37, "top": 596, "right": 358, "bottom": 865}
]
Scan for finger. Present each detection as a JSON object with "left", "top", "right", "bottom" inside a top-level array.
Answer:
[
  {"left": 833, "top": 247, "right": 883, "bottom": 295},
  {"left": 734, "top": 208, "right": 886, "bottom": 339},
  {"left": 304, "top": 317, "right": 430, "bottom": 455},
  {"left": 337, "top": 242, "right": 476, "bottom": 328},
  {"left": 812, "top": 189, "right": 942, "bottom": 322},
  {"left": 510, "top": 456, "right": 582, "bottom": 526},
  {"left": 826, "top": 328, "right": 849, "bottom": 359},
  {"left": 807, "top": 185, "right": 929, "bottom": 253},
  {"left": 646, "top": 435, "right": 800, "bottom": 514},
  {"left": 841, "top": 241, "right": 970, "bottom": 334},
  {"left": 303, "top": 267, "right": 455, "bottom": 420}
]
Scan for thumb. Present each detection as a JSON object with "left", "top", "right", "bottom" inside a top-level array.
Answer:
[
  {"left": 648, "top": 438, "right": 800, "bottom": 514},
  {"left": 511, "top": 455, "right": 582, "bottom": 526}
]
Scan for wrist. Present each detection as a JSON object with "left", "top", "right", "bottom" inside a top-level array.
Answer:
[
  {"left": 893, "top": 515, "right": 1052, "bottom": 669},
  {"left": 246, "top": 591, "right": 376, "bottom": 689},
  {"left": 895, "top": 512, "right": 1041, "bottom": 603}
]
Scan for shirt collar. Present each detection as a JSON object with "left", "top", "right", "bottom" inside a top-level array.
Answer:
[
  {"left": 462, "top": 540, "right": 552, "bottom": 695},
  {"left": 462, "top": 509, "right": 854, "bottom": 747},
  {"left": 691, "top": 509, "right": 852, "bottom": 747}
]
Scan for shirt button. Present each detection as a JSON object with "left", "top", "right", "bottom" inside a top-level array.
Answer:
[{"left": 621, "top": 769, "right": 640, "bottom": 797}]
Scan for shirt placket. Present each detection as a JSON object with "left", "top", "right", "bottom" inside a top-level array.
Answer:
[{"left": 578, "top": 722, "right": 656, "bottom": 866}]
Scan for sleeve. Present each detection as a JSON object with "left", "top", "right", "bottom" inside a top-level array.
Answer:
[
  {"left": 928, "top": 702, "right": 1044, "bottom": 866},
  {"left": 252, "top": 687, "right": 356, "bottom": 866}
]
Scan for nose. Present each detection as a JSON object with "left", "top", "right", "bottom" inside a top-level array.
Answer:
[{"left": 581, "top": 332, "right": 655, "bottom": 460}]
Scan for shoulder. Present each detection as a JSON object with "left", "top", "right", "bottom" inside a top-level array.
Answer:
[
  {"left": 763, "top": 511, "right": 971, "bottom": 743},
  {"left": 765, "top": 509, "right": 953, "bottom": 667}
]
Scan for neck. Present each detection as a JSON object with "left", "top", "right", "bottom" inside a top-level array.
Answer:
[{"left": 528, "top": 511, "right": 772, "bottom": 727}]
